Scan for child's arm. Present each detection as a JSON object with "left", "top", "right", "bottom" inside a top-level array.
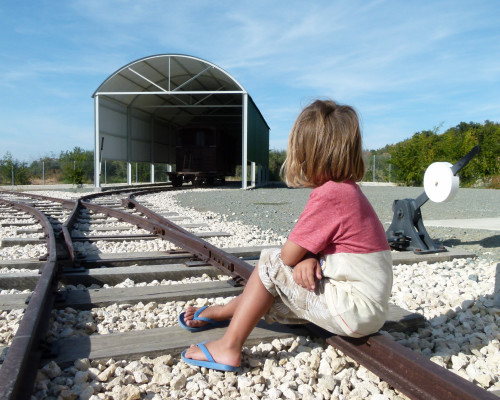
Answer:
[
  {"left": 281, "top": 240, "right": 323, "bottom": 292},
  {"left": 293, "top": 256, "right": 322, "bottom": 292},
  {"left": 280, "top": 239, "right": 308, "bottom": 266}
]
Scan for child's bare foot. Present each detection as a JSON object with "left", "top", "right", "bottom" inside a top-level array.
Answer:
[
  {"left": 183, "top": 305, "right": 227, "bottom": 329},
  {"left": 184, "top": 338, "right": 241, "bottom": 368}
]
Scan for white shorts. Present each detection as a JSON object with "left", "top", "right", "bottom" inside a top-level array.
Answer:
[{"left": 258, "top": 248, "right": 393, "bottom": 337}]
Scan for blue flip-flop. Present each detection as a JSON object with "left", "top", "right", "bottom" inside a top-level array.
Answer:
[
  {"left": 181, "top": 342, "right": 240, "bottom": 372},
  {"left": 178, "top": 306, "right": 230, "bottom": 332}
]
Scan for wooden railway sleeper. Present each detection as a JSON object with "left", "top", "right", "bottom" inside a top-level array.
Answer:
[
  {"left": 0, "top": 197, "right": 64, "bottom": 400},
  {"left": 117, "top": 192, "right": 498, "bottom": 400},
  {"left": 1, "top": 190, "right": 496, "bottom": 400}
]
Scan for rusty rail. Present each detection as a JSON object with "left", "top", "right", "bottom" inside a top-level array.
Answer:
[
  {"left": 0, "top": 190, "right": 75, "bottom": 210},
  {"left": 307, "top": 325, "right": 497, "bottom": 400},
  {"left": 0, "top": 189, "right": 496, "bottom": 399},
  {"left": 80, "top": 199, "right": 254, "bottom": 283},
  {"left": 0, "top": 199, "right": 62, "bottom": 400},
  {"left": 122, "top": 194, "right": 497, "bottom": 400}
]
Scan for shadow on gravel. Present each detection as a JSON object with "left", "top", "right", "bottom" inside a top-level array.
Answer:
[{"left": 442, "top": 235, "right": 500, "bottom": 249}]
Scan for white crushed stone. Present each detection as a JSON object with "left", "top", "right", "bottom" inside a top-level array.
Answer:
[
  {"left": 46, "top": 296, "right": 234, "bottom": 342},
  {"left": 0, "top": 189, "right": 498, "bottom": 398},
  {"left": 0, "top": 267, "right": 35, "bottom": 274},
  {"left": 0, "top": 244, "right": 47, "bottom": 260},
  {"left": 141, "top": 190, "right": 286, "bottom": 249},
  {"left": 0, "top": 288, "right": 31, "bottom": 295},
  {"left": 24, "top": 191, "right": 82, "bottom": 201},
  {"left": 32, "top": 337, "right": 416, "bottom": 400},
  {"left": 61, "top": 274, "right": 231, "bottom": 293},
  {"left": 0, "top": 309, "right": 24, "bottom": 347}
]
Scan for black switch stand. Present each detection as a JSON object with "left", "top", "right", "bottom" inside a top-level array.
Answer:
[{"left": 386, "top": 146, "right": 480, "bottom": 254}]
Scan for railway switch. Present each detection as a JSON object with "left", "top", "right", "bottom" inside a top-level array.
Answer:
[{"left": 386, "top": 146, "right": 480, "bottom": 254}]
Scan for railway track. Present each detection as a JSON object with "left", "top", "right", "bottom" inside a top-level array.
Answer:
[{"left": 0, "top": 188, "right": 496, "bottom": 399}]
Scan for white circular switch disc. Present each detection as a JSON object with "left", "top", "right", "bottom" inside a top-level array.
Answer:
[{"left": 423, "top": 162, "right": 459, "bottom": 203}]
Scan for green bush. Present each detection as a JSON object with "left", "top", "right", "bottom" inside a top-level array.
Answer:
[
  {"left": 387, "top": 121, "right": 499, "bottom": 187},
  {"left": 269, "top": 149, "right": 286, "bottom": 181},
  {"left": 0, "top": 152, "right": 31, "bottom": 185}
]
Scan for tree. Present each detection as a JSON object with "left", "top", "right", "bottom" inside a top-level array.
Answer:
[
  {"left": 387, "top": 121, "right": 499, "bottom": 187},
  {"left": 59, "top": 147, "right": 93, "bottom": 184},
  {"left": 29, "top": 153, "right": 61, "bottom": 183},
  {"left": 0, "top": 152, "right": 32, "bottom": 185},
  {"left": 268, "top": 149, "right": 286, "bottom": 181}
]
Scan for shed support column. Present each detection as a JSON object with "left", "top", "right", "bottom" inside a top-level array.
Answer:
[
  {"left": 167, "top": 164, "right": 172, "bottom": 182},
  {"left": 251, "top": 162, "right": 256, "bottom": 187},
  {"left": 126, "top": 163, "right": 131, "bottom": 185},
  {"left": 242, "top": 93, "right": 248, "bottom": 189},
  {"left": 94, "top": 96, "right": 101, "bottom": 188},
  {"left": 127, "top": 107, "right": 132, "bottom": 185},
  {"left": 150, "top": 117, "right": 155, "bottom": 183}
]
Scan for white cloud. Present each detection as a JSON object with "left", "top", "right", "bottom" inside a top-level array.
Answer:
[{"left": 1, "top": 0, "right": 499, "bottom": 159}]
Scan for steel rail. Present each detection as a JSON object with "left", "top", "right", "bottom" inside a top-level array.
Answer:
[
  {"left": 0, "top": 191, "right": 81, "bottom": 263},
  {"left": 61, "top": 200, "right": 79, "bottom": 262},
  {"left": 78, "top": 184, "right": 177, "bottom": 202},
  {"left": 0, "top": 190, "right": 76, "bottom": 210},
  {"left": 0, "top": 189, "right": 495, "bottom": 399},
  {"left": 123, "top": 194, "right": 194, "bottom": 235},
  {"left": 122, "top": 193, "right": 497, "bottom": 399},
  {"left": 123, "top": 193, "right": 495, "bottom": 399},
  {"left": 317, "top": 331, "right": 497, "bottom": 400},
  {"left": 0, "top": 187, "right": 181, "bottom": 264},
  {"left": 80, "top": 200, "right": 255, "bottom": 283},
  {"left": 0, "top": 199, "right": 62, "bottom": 400}
]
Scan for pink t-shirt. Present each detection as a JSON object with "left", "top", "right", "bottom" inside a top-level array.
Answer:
[{"left": 288, "top": 180, "right": 389, "bottom": 255}]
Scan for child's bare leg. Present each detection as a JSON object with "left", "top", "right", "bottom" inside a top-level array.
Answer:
[
  {"left": 184, "top": 265, "right": 274, "bottom": 367},
  {"left": 183, "top": 295, "right": 241, "bottom": 329}
]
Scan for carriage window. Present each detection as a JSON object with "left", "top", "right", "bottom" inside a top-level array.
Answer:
[{"left": 196, "top": 131, "right": 205, "bottom": 146}]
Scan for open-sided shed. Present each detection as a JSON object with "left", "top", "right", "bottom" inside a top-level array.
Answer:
[{"left": 92, "top": 54, "right": 270, "bottom": 188}]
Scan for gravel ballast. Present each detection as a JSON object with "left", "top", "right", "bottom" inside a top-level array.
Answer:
[
  {"left": 176, "top": 184, "right": 500, "bottom": 261},
  {"left": 0, "top": 185, "right": 497, "bottom": 399}
]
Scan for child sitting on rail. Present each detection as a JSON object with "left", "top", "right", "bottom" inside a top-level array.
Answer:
[{"left": 179, "top": 99, "right": 393, "bottom": 372}]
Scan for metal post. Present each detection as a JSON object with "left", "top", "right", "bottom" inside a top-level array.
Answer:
[
  {"left": 242, "top": 93, "right": 248, "bottom": 189},
  {"left": 167, "top": 164, "right": 172, "bottom": 183},
  {"left": 127, "top": 107, "right": 132, "bottom": 185},
  {"left": 94, "top": 95, "right": 101, "bottom": 188},
  {"left": 373, "top": 155, "right": 376, "bottom": 183},
  {"left": 150, "top": 116, "right": 155, "bottom": 184},
  {"left": 389, "top": 163, "right": 392, "bottom": 183},
  {"left": 104, "top": 160, "right": 107, "bottom": 185},
  {"left": 251, "top": 162, "right": 256, "bottom": 187}
]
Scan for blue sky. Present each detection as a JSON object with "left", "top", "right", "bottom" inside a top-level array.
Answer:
[{"left": 1, "top": 0, "right": 499, "bottom": 162}]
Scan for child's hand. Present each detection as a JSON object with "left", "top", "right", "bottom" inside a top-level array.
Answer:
[{"left": 292, "top": 257, "right": 323, "bottom": 292}]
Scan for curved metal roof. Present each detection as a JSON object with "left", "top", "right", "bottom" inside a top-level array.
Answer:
[
  {"left": 94, "top": 53, "right": 246, "bottom": 94},
  {"left": 93, "top": 54, "right": 247, "bottom": 128},
  {"left": 92, "top": 54, "right": 269, "bottom": 188}
]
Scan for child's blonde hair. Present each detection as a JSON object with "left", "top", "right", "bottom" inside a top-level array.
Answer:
[{"left": 281, "top": 99, "right": 365, "bottom": 187}]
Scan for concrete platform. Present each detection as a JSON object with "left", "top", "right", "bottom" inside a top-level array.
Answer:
[
  {"left": 425, "top": 217, "right": 500, "bottom": 231},
  {"left": 391, "top": 247, "right": 474, "bottom": 264}
]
